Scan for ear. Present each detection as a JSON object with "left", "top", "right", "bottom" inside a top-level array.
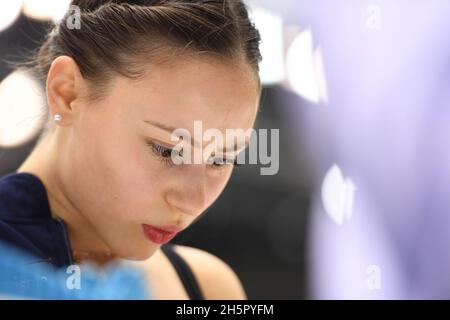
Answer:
[{"left": 46, "top": 56, "right": 84, "bottom": 126}]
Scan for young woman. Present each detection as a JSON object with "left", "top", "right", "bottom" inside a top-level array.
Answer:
[{"left": 0, "top": 0, "right": 262, "bottom": 300}]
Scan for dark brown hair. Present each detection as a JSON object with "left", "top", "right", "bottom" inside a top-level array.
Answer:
[{"left": 32, "top": 0, "right": 262, "bottom": 101}]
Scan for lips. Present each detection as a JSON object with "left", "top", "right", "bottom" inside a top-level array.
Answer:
[{"left": 142, "top": 224, "right": 181, "bottom": 244}]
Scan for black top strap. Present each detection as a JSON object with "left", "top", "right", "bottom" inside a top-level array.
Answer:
[{"left": 160, "top": 243, "right": 204, "bottom": 300}]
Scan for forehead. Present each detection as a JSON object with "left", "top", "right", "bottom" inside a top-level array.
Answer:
[{"left": 110, "top": 56, "right": 260, "bottom": 132}]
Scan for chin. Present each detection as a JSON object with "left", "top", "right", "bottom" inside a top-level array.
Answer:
[{"left": 120, "top": 245, "right": 158, "bottom": 261}]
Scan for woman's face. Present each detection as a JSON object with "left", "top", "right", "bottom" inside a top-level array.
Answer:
[{"left": 58, "top": 57, "right": 260, "bottom": 260}]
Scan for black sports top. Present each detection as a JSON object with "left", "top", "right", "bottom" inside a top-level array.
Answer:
[
  {"left": 0, "top": 171, "right": 204, "bottom": 300},
  {"left": 160, "top": 243, "right": 204, "bottom": 300}
]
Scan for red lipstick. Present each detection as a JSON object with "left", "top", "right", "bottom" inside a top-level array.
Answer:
[{"left": 142, "top": 224, "right": 181, "bottom": 244}]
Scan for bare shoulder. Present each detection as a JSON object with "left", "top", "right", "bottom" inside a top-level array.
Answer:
[{"left": 173, "top": 245, "right": 247, "bottom": 300}]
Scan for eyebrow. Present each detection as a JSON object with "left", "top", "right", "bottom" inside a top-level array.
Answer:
[
  {"left": 143, "top": 120, "right": 249, "bottom": 153},
  {"left": 144, "top": 120, "right": 178, "bottom": 134}
]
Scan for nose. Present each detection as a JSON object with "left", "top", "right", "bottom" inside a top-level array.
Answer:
[{"left": 165, "top": 165, "right": 208, "bottom": 217}]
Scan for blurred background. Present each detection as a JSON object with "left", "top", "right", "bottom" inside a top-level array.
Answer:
[{"left": 1, "top": 0, "right": 449, "bottom": 299}]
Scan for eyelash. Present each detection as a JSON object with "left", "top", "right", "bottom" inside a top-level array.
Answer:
[
  {"left": 146, "top": 141, "right": 173, "bottom": 165},
  {"left": 146, "top": 141, "right": 241, "bottom": 168}
]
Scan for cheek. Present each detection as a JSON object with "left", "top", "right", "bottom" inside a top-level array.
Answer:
[
  {"left": 98, "top": 137, "right": 168, "bottom": 218},
  {"left": 69, "top": 115, "right": 166, "bottom": 221},
  {"left": 205, "top": 169, "right": 234, "bottom": 205}
]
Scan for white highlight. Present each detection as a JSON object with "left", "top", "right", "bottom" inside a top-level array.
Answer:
[
  {"left": 0, "top": 1, "right": 23, "bottom": 32},
  {"left": 23, "top": 0, "right": 71, "bottom": 23},
  {"left": 249, "top": 6, "right": 285, "bottom": 85},
  {"left": 286, "top": 29, "right": 328, "bottom": 104},
  {"left": 321, "top": 164, "right": 356, "bottom": 225},
  {"left": 0, "top": 70, "right": 46, "bottom": 148}
]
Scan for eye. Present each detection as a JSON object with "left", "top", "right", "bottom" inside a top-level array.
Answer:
[
  {"left": 208, "top": 156, "right": 241, "bottom": 169},
  {"left": 146, "top": 141, "right": 178, "bottom": 165}
]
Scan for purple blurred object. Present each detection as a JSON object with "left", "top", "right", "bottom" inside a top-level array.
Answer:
[{"left": 290, "top": 0, "right": 450, "bottom": 299}]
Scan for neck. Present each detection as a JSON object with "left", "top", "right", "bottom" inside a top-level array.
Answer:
[{"left": 17, "top": 130, "right": 116, "bottom": 266}]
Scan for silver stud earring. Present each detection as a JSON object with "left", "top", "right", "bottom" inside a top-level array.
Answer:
[{"left": 53, "top": 114, "right": 62, "bottom": 123}]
